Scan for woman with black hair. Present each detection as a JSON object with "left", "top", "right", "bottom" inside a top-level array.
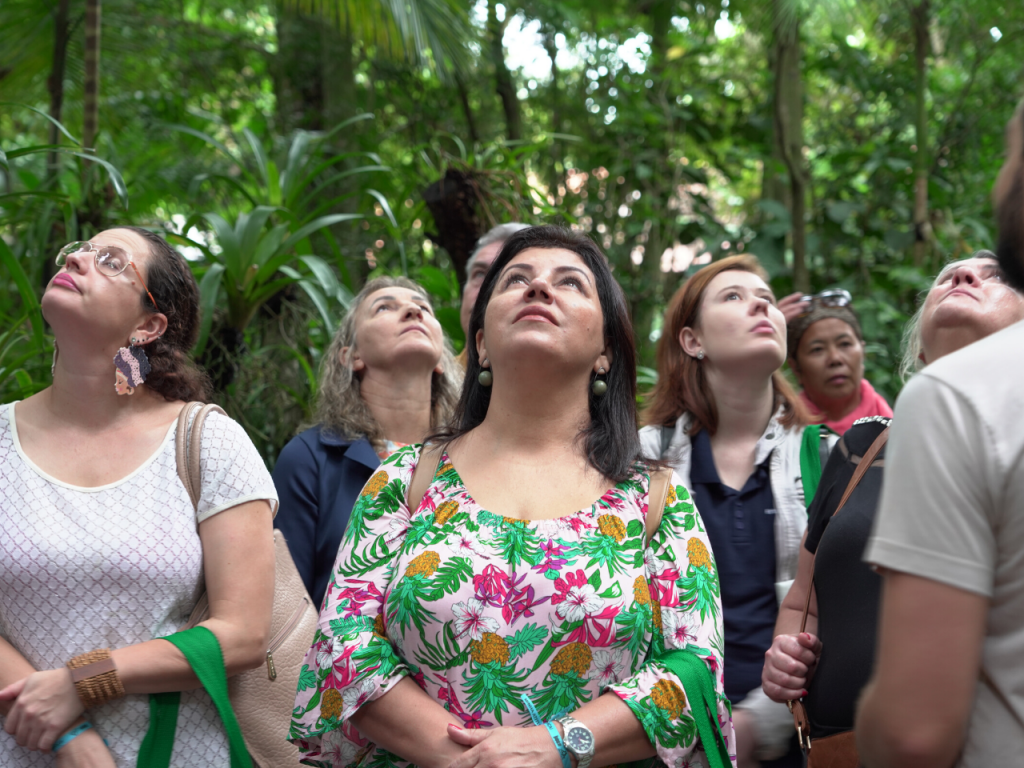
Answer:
[
  {"left": 0, "top": 228, "right": 277, "bottom": 766},
  {"left": 291, "top": 226, "right": 733, "bottom": 768}
]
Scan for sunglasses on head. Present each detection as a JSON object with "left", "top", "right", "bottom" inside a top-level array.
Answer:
[
  {"left": 797, "top": 289, "right": 852, "bottom": 317},
  {"left": 55, "top": 241, "right": 160, "bottom": 311}
]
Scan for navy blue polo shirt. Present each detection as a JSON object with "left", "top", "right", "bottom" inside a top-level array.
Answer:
[
  {"left": 272, "top": 426, "right": 381, "bottom": 610},
  {"left": 689, "top": 429, "right": 778, "bottom": 705}
]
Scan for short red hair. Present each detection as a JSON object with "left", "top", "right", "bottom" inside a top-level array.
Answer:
[{"left": 641, "top": 254, "right": 813, "bottom": 435}]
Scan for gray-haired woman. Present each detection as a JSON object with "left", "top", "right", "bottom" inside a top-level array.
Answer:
[{"left": 272, "top": 276, "right": 463, "bottom": 609}]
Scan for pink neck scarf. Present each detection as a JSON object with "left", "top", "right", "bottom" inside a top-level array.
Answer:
[{"left": 800, "top": 378, "right": 893, "bottom": 436}]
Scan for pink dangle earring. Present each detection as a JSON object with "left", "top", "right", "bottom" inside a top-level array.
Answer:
[{"left": 113, "top": 337, "right": 152, "bottom": 396}]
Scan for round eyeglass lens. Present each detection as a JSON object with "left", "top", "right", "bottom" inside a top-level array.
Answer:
[
  {"left": 95, "top": 246, "right": 128, "bottom": 275},
  {"left": 56, "top": 241, "right": 91, "bottom": 265}
]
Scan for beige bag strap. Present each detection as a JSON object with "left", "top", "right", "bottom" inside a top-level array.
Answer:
[
  {"left": 174, "top": 401, "right": 226, "bottom": 512},
  {"left": 645, "top": 467, "right": 674, "bottom": 545},
  {"left": 406, "top": 442, "right": 446, "bottom": 514},
  {"left": 175, "top": 401, "right": 226, "bottom": 630}
]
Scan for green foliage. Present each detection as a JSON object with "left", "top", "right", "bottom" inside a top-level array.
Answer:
[{"left": 2, "top": 0, "right": 1021, "bottom": 467}]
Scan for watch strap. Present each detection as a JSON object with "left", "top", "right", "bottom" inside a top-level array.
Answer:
[{"left": 556, "top": 715, "right": 595, "bottom": 768}]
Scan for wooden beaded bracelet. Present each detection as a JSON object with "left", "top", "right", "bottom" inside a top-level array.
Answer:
[{"left": 66, "top": 649, "right": 126, "bottom": 709}]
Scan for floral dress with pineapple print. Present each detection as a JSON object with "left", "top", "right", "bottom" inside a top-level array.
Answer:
[{"left": 290, "top": 445, "right": 733, "bottom": 768}]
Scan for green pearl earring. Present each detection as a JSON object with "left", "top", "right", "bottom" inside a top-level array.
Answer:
[
  {"left": 478, "top": 369, "right": 493, "bottom": 387},
  {"left": 592, "top": 367, "right": 608, "bottom": 396}
]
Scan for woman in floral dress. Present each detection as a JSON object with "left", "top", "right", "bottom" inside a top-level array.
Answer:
[{"left": 291, "top": 226, "right": 733, "bottom": 768}]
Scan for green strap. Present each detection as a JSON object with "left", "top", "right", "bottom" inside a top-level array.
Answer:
[
  {"left": 656, "top": 650, "right": 731, "bottom": 768},
  {"left": 799, "top": 425, "right": 824, "bottom": 508},
  {"left": 138, "top": 627, "right": 252, "bottom": 768},
  {"left": 136, "top": 692, "right": 180, "bottom": 768}
]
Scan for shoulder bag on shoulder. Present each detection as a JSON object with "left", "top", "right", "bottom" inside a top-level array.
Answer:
[
  {"left": 175, "top": 402, "right": 319, "bottom": 768},
  {"left": 789, "top": 427, "right": 889, "bottom": 768}
]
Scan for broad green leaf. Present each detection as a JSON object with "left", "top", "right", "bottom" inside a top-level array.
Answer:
[{"left": 194, "top": 264, "right": 225, "bottom": 356}]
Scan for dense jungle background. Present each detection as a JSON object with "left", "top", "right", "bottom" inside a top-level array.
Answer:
[{"left": 2, "top": 0, "right": 1022, "bottom": 466}]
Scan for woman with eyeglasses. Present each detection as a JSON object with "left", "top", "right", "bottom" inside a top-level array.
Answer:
[
  {"left": 762, "top": 252, "right": 1024, "bottom": 761},
  {"left": 777, "top": 290, "right": 892, "bottom": 437},
  {"left": 641, "top": 255, "right": 829, "bottom": 768},
  {"left": 0, "top": 228, "right": 278, "bottom": 767}
]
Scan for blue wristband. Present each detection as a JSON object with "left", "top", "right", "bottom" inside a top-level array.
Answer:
[
  {"left": 53, "top": 721, "right": 93, "bottom": 754},
  {"left": 542, "top": 720, "right": 573, "bottom": 768}
]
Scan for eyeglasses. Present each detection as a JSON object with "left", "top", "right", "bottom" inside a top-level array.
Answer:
[
  {"left": 56, "top": 241, "right": 160, "bottom": 311},
  {"left": 798, "top": 289, "right": 852, "bottom": 317}
]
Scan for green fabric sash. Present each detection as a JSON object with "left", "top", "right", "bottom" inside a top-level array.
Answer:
[
  {"left": 799, "top": 425, "right": 824, "bottom": 508},
  {"left": 137, "top": 627, "right": 252, "bottom": 768},
  {"left": 656, "top": 650, "right": 732, "bottom": 768}
]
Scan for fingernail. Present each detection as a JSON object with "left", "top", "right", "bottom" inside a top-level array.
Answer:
[
  {"left": 802, "top": 690, "right": 809, "bottom": 697},
  {"left": 450, "top": 725, "right": 463, "bottom": 730}
]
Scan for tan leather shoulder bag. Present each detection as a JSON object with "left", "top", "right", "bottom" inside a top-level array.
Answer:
[{"left": 177, "top": 402, "right": 318, "bottom": 768}]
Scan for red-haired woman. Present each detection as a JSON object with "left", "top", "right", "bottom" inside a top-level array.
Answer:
[{"left": 641, "top": 255, "right": 830, "bottom": 768}]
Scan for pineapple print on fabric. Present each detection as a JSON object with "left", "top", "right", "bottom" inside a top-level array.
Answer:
[{"left": 291, "top": 445, "right": 733, "bottom": 768}]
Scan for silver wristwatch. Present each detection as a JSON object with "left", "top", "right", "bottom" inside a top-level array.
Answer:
[{"left": 556, "top": 715, "right": 595, "bottom": 768}]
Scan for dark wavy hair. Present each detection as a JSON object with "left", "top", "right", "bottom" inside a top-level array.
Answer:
[
  {"left": 429, "top": 226, "right": 645, "bottom": 482},
  {"left": 118, "top": 226, "right": 212, "bottom": 402}
]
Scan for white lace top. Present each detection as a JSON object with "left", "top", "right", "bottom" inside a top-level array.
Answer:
[{"left": 0, "top": 402, "right": 278, "bottom": 767}]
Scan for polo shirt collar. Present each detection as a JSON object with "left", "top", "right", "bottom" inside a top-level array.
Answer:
[
  {"left": 318, "top": 429, "right": 381, "bottom": 470},
  {"left": 689, "top": 407, "right": 787, "bottom": 484}
]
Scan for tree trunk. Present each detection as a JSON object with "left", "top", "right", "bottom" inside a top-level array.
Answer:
[
  {"left": 273, "top": 7, "right": 327, "bottom": 133},
  {"left": 455, "top": 73, "right": 479, "bottom": 144},
  {"left": 82, "top": 0, "right": 101, "bottom": 151},
  {"left": 488, "top": 0, "right": 521, "bottom": 141},
  {"left": 46, "top": 0, "right": 71, "bottom": 183},
  {"left": 321, "top": 24, "right": 356, "bottom": 139},
  {"left": 911, "top": 0, "right": 932, "bottom": 267},
  {"left": 542, "top": 28, "right": 562, "bottom": 189},
  {"left": 770, "top": 0, "right": 808, "bottom": 293}
]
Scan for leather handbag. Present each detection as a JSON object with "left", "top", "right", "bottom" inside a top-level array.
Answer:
[
  {"left": 789, "top": 427, "right": 889, "bottom": 768},
  {"left": 176, "top": 402, "right": 319, "bottom": 768}
]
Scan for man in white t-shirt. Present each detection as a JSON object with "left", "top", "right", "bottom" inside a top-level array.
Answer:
[{"left": 854, "top": 102, "right": 1024, "bottom": 768}]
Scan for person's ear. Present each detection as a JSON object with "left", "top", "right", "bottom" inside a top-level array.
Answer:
[
  {"left": 475, "top": 328, "right": 488, "bottom": 366},
  {"left": 340, "top": 345, "right": 365, "bottom": 372},
  {"left": 132, "top": 313, "right": 168, "bottom": 345},
  {"left": 679, "top": 326, "right": 703, "bottom": 360}
]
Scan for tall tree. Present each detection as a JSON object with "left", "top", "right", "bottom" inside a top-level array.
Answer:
[
  {"left": 46, "top": 0, "right": 72, "bottom": 182},
  {"left": 910, "top": 0, "right": 933, "bottom": 266},
  {"left": 768, "top": 0, "right": 809, "bottom": 292},
  {"left": 82, "top": 0, "right": 100, "bottom": 151},
  {"left": 489, "top": 0, "right": 522, "bottom": 141}
]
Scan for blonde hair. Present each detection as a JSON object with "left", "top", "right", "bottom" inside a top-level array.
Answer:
[{"left": 314, "top": 276, "right": 462, "bottom": 450}]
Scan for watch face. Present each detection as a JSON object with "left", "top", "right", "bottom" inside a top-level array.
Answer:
[{"left": 565, "top": 725, "right": 594, "bottom": 754}]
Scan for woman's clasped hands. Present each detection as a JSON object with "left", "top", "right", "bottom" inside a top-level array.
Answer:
[
  {"left": 445, "top": 722, "right": 570, "bottom": 768},
  {"left": 761, "top": 631, "right": 823, "bottom": 703},
  {"left": 0, "top": 668, "right": 116, "bottom": 766}
]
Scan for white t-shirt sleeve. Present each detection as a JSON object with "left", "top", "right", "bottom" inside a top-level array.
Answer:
[
  {"left": 864, "top": 372, "right": 996, "bottom": 597},
  {"left": 195, "top": 411, "right": 279, "bottom": 524}
]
